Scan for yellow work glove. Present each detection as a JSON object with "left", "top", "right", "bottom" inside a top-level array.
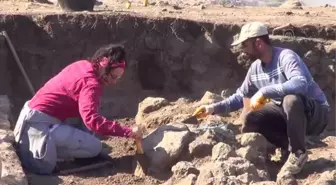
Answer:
[
  {"left": 192, "top": 105, "right": 214, "bottom": 118},
  {"left": 250, "top": 91, "right": 270, "bottom": 110}
]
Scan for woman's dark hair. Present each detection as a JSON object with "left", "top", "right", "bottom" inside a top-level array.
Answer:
[{"left": 90, "top": 43, "right": 127, "bottom": 73}]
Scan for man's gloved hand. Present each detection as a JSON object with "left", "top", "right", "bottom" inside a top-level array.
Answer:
[
  {"left": 193, "top": 105, "right": 215, "bottom": 118},
  {"left": 130, "top": 126, "right": 143, "bottom": 140},
  {"left": 250, "top": 91, "right": 270, "bottom": 110}
]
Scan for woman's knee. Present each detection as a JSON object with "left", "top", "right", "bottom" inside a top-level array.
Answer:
[{"left": 86, "top": 136, "right": 103, "bottom": 157}]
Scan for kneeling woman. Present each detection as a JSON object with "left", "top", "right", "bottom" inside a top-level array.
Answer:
[{"left": 14, "top": 44, "right": 142, "bottom": 174}]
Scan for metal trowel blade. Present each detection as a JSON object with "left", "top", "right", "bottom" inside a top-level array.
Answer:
[{"left": 181, "top": 115, "right": 199, "bottom": 124}]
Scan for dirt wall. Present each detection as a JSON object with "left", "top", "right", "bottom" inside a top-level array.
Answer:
[{"left": 0, "top": 13, "right": 334, "bottom": 130}]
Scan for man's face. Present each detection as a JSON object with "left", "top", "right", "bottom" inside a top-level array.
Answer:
[{"left": 241, "top": 38, "right": 261, "bottom": 61}]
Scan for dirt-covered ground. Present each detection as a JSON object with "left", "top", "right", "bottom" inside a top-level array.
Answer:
[{"left": 0, "top": 0, "right": 335, "bottom": 185}]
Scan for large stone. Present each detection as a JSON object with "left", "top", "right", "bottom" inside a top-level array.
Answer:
[
  {"left": 135, "top": 97, "right": 170, "bottom": 129},
  {"left": 236, "top": 146, "right": 260, "bottom": 163},
  {"left": 195, "top": 168, "right": 214, "bottom": 185},
  {"left": 142, "top": 123, "right": 192, "bottom": 172},
  {"left": 137, "top": 97, "right": 169, "bottom": 114},
  {"left": 222, "top": 157, "right": 259, "bottom": 177},
  {"left": 198, "top": 158, "right": 260, "bottom": 184},
  {"left": 197, "top": 122, "right": 235, "bottom": 144},
  {"left": 237, "top": 133, "right": 272, "bottom": 154},
  {"left": 188, "top": 137, "right": 213, "bottom": 157},
  {"left": 211, "top": 142, "right": 236, "bottom": 161},
  {"left": 171, "top": 161, "right": 199, "bottom": 178},
  {"left": 199, "top": 91, "right": 223, "bottom": 105}
]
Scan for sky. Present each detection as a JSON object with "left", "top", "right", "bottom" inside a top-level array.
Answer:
[{"left": 302, "top": 0, "right": 336, "bottom": 6}]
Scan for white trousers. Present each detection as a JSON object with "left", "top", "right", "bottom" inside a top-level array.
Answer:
[{"left": 14, "top": 101, "right": 102, "bottom": 174}]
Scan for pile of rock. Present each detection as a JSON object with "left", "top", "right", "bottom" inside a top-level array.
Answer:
[
  {"left": 135, "top": 90, "right": 336, "bottom": 185},
  {"left": 135, "top": 92, "right": 278, "bottom": 185}
]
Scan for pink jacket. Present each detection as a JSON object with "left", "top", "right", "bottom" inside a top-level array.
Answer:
[{"left": 28, "top": 60, "right": 132, "bottom": 137}]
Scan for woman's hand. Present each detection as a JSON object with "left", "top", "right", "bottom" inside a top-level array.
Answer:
[{"left": 130, "top": 126, "right": 143, "bottom": 140}]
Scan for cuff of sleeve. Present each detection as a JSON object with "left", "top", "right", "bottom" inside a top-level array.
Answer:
[
  {"left": 205, "top": 105, "right": 215, "bottom": 115},
  {"left": 121, "top": 126, "right": 132, "bottom": 137}
]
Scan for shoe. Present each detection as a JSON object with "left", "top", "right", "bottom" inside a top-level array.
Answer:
[{"left": 277, "top": 150, "right": 308, "bottom": 178}]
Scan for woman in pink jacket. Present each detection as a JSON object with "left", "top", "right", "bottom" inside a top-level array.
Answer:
[{"left": 14, "top": 44, "right": 142, "bottom": 174}]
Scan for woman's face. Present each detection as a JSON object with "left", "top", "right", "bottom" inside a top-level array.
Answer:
[{"left": 103, "top": 67, "right": 124, "bottom": 86}]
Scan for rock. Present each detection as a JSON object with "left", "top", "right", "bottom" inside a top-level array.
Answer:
[
  {"left": 304, "top": 50, "right": 321, "bottom": 67},
  {"left": 238, "top": 133, "right": 271, "bottom": 154},
  {"left": 0, "top": 129, "right": 14, "bottom": 143},
  {"left": 175, "top": 174, "right": 198, "bottom": 185},
  {"left": 236, "top": 172, "right": 260, "bottom": 184},
  {"left": 223, "top": 157, "right": 259, "bottom": 177},
  {"left": 137, "top": 97, "right": 169, "bottom": 114},
  {"left": 166, "top": 36, "right": 191, "bottom": 57},
  {"left": 237, "top": 52, "right": 253, "bottom": 70},
  {"left": 236, "top": 146, "right": 260, "bottom": 163},
  {"left": 203, "top": 32, "right": 221, "bottom": 55},
  {"left": 171, "top": 161, "right": 199, "bottom": 177},
  {"left": 190, "top": 58, "right": 209, "bottom": 74},
  {"left": 195, "top": 168, "right": 214, "bottom": 185},
  {"left": 135, "top": 97, "right": 170, "bottom": 129},
  {"left": 211, "top": 142, "right": 236, "bottom": 161},
  {"left": 250, "top": 181, "right": 277, "bottom": 185},
  {"left": 197, "top": 122, "right": 235, "bottom": 144},
  {"left": 199, "top": 158, "right": 260, "bottom": 184},
  {"left": 325, "top": 42, "right": 336, "bottom": 58},
  {"left": 188, "top": 137, "right": 213, "bottom": 157},
  {"left": 280, "top": 0, "right": 303, "bottom": 9},
  {"left": 199, "top": 5, "right": 205, "bottom": 9},
  {"left": 277, "top": 174, "right": 298, "bottom": 185},
  {"left": 257, "top": 169, "right": 271, "bottom": 181},
  {"left": 142, "top": 123, "right": 192, "bottom": 172},
  {"left": 199, "top": 91, "right": 223, "bottom": 104},
  {"left": 309, "top": 169, "right": 336, "bottom": 185},
  {"left": 144, "top": 36, "right": 162, "bottom": 50}
]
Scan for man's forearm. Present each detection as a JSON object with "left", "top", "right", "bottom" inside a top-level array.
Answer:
[
  {"left": 260, "top": 76, "right": 308, "bottom": 98},
  {"left": 211, "top": 93, "right": 244, "bottom": 114}
]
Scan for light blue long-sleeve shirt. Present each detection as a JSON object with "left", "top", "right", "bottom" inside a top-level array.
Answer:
[{"left": 212, "top": 47, "right": 329, "bottom": 114}]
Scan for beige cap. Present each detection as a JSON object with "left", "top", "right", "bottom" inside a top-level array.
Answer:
[{"left": 231, "top": 22, "right": 269, "bottom": 46}]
